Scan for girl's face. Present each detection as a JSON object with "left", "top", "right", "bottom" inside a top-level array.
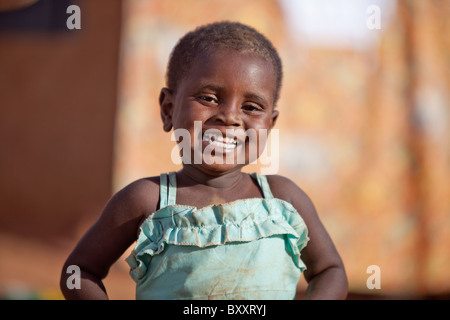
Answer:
[{"left": 160, "top": 48, "right": 279, "bottom": 174}]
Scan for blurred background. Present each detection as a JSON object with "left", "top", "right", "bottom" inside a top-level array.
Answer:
[{"left": 0, "top": 0, "right": 449, "bottom": 300}]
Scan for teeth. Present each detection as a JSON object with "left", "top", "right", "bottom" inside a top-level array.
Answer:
[{"left": 203, "top": 132, "right": 237, "bottom": 148}]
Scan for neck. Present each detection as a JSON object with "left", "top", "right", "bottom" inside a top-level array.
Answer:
[{"left": 178, "top": 165, "right": 244, "bottom": 189}]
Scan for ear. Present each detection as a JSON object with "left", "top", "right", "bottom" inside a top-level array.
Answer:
[
  {"left": 159, "top": 87, "right": 174, "bottom": 132},
  {"left": 270, "top": 109, "right": 279, "bottom": 129}
]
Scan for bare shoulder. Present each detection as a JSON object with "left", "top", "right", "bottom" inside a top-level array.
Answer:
[
  {"left": 61, "top": 176, "right": 161, "bottom": 281},
  {"left": 265, "top": 174, "right": 319, "bottom": 225},
  {"left": 108, "top": 176, "right": 160, "bottom": 221},
  {"left": 265, "top": 175, "right": 313, "bottom": 207}
]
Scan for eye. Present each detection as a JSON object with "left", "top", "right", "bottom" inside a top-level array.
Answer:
[
  {"left": 196, "top": 95, "right": 218, "bottom": 106},
  {"left": 242, "top": 103, "right": 263, "bottom": 113}
]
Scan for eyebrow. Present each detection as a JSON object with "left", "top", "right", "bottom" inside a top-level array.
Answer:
[
  {"left": 244, "top": 92, "right": 269, "bottom": 106},
  {"left": 197, "top": 84, "right": 222, "bottom": 92}
]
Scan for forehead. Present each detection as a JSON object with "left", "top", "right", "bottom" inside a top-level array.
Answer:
[{"left": 179, "top": 48, "right": 277, "bottom": 103}]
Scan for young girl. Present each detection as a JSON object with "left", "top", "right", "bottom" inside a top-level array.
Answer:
[{"left": 60, "top": 21, "right": 348, "bottom": 300}]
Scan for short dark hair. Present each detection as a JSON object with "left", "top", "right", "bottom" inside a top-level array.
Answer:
[{"left": 166, "top": 21, "right": 283, "bottom": 105}]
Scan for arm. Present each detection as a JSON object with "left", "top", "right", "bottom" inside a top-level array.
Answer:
[
  {"left": 268, "top": 175, "right": 348, "bottom": 300},
  {"left": 60, "top": 178, "right": 159, "bottom": 299},
  {"left": 297, "top": 193, "right": 348, "bottom": 300}
]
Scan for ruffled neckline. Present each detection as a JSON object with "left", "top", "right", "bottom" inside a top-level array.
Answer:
[
  {"left": 126, "top": 197, "right": 309, "bottom": 282},
  {"left": 140, "top": 196, "right": 295, "bottom": 222}
]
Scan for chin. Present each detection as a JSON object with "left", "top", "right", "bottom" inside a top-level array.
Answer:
[{"left": 188, "top": 161, "right": 245, "bottom": 176}]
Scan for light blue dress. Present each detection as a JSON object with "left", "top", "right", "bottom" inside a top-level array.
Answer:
[{"left": 126, "top": 172, "right": 309, "bottom": 300}]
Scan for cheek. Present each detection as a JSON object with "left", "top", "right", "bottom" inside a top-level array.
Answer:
[
  {"left": 173, "top": 123, "right": 201, "bottom": 147},
  {"left": 172, "top": 101, "right": 210, "bottom": 126},
  {"left": 241, "top": 127, "right": 271, "bottom": 163},
  {"left": 246, "top": 119, "right": 272, "bottom": 142}
]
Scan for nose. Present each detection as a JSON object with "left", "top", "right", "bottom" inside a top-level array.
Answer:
[{"left": 214, "top": 99, "right": 242, "bottom": 127}]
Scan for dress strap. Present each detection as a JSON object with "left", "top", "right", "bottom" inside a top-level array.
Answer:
[
  {"left": 251, "top": 173, "right": 274, "bottom": 199},
  {"left": 167, "top": 171, "right": 177, "bottom": 205},
  {"left": 159, "top": 172, "right": 177, "bottom": 209}
]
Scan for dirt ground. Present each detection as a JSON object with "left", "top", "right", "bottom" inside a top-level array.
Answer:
[
  {"left": 0, "top": 231, "right": 310, "bottom": 300},
  {"left": 2, "top": 231, "right": 447, "bottom": 300},
  {"left": 0, "top": 232, "right": 135, "bottom": 300}
]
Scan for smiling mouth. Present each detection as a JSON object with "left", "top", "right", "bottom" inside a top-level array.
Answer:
[{"left": 202, "top": 132, "right": 239, "bottom": 151}]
